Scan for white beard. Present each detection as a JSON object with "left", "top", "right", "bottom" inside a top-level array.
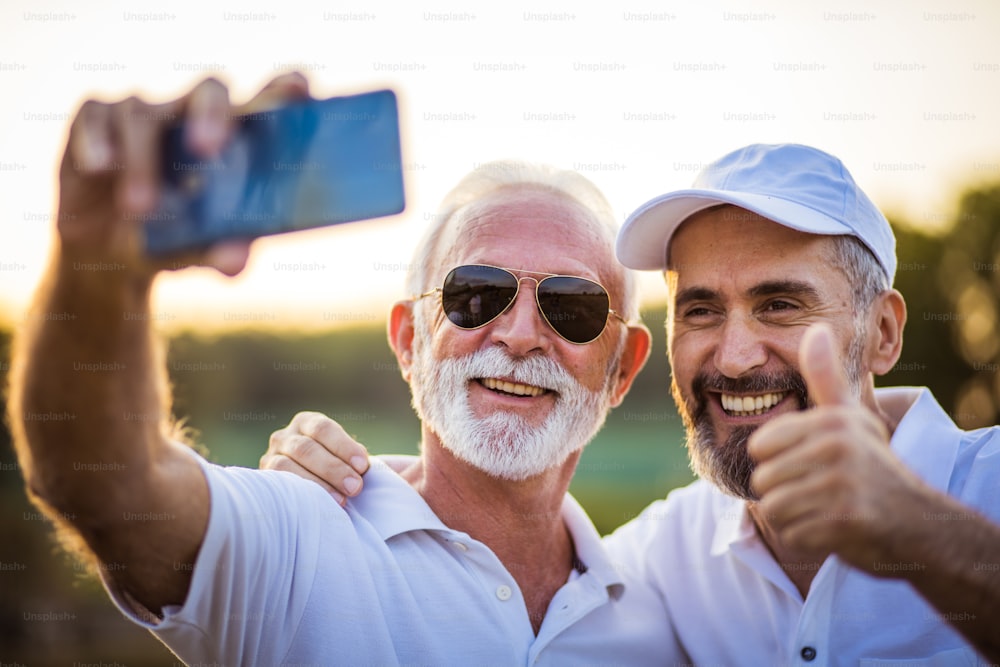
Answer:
[{"left": 409, "top": 326, "right": 617, "bottom": 481}]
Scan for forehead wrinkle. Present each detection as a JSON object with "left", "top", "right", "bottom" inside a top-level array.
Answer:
[{"left": 443, "top": 190, "right": 622, "bottom": 297}]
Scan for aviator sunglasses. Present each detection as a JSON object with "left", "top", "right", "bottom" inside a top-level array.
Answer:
[{"left": 413, "top": 264, "right": 627, "bottom": 344}]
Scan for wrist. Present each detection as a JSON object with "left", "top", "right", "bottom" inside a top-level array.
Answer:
[
  {"left": 888, "top": 485, "right": 984, "bottom": 586},
  {"left": 52, "top": 241, "right": 156, "bottom": 304}
]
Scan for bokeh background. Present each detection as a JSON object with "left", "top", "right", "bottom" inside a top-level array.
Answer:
[{"left": 2, "top": 0, "right": 1000, "bottom": 663}]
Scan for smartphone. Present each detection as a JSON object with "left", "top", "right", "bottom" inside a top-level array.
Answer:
[{"left": 145, "top": 89, "right": 406, "bottom": 255}]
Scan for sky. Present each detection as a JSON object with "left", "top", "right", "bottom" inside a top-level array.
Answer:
[{"left": 1, "top": 0, "right": 999, "bottom": 332}]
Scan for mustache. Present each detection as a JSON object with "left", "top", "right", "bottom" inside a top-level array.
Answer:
[{"left": 457, "top": 346, "right": 575, "bottom": 394}]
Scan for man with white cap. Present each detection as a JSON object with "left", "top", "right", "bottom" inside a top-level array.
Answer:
[
  {"left": 265, "top": 144, "right": 1000, "bottom": 664},
  {"left": 612, "top": 143, "right": 1000, "bottom": 664}
]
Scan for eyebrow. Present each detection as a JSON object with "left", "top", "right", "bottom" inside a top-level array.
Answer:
[
  {"left": 748, "top": 280, "right": 822, "bottom": 301},
  {"left": 674, "top": 280, "right": 822, "bottom": 308},
  {"left": 674, "top": 286, "right": 720, "bottom": 309}
]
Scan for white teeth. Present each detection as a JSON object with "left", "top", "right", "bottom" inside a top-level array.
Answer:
[
  {"left": 482, "top": 377, "right": 545, "bottom": 397},
  {"left": 720, "top": 392, "right": 787, "bottom": 416}
]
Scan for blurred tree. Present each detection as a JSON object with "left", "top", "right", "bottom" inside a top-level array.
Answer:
[{"left": 886, "top": 183, "right": 1000, "bottom": 428}]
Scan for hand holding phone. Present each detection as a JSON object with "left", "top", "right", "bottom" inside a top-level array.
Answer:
[
  {"left": 146, "top": 90, "right": 406, "bottom": 255},
  {"left": 56, "top": 75, "right": 404, "bottom": 278}
]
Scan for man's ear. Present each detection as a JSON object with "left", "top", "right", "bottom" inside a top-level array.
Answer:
[
  {"left": 609, "top": 323, "right": 652, "bottom": 407},
  {"left": 388, "top": 301, "right": 416, "bottom": 382},
  {"left": 868, "top": 289, "right": 907, "bottom": 376}
]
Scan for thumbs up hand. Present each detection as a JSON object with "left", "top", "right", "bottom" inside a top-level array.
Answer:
[
  {"left": 798, "top": 323, "right": 853, "bottom": 408},
  {"left": 747, "top": 323, "right": 925, "bottom": 572}
]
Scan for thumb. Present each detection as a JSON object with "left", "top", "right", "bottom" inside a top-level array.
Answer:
[
  {"left": 800, "top": 323, "right": 854, "bottom": 407},
  {"left": 203, "top": 240, "right": 252, "bottom": 277}
]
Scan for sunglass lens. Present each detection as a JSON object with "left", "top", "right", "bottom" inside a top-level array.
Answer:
[
  {"left": 537, "top": 276, "right": 610, "bottom": 343},
  {"left": 441, "top": 266, "right": 519, "bottom": 329}
]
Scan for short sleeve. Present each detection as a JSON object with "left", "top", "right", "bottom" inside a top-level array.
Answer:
[{"left": 102, "top": 454, "right": 347, "bottom": 665}]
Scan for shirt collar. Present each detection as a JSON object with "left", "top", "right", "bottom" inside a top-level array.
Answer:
[
  {"left": 346, "top": 457, "right": 448, "bottom": 540},
  {"left": 561, "top": 492, "right": 626, "bottom": 599},
  {"left": 348, "top": 455, "right": 625, "bottom": 598},
  {"left": 879, "top": 386, "right": 963, "bottom": 493},
  {"left": 710, "top": 486, "right": 755, "bottom": 557}
]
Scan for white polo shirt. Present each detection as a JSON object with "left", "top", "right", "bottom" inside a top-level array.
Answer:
[
  {"left": 104, "top": 456, "right": 681, "bottom": 666},
  {"left": 606, "top": 387, "right": 999, "bottom": 666}
]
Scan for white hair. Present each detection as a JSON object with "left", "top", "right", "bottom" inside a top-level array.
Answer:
[{"left": 404, "top": 160, "right": 638, "bottom": 320}]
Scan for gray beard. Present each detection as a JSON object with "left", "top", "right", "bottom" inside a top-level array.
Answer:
[{"left": 408, "top": 316, "right": 618, "bottom": 481}]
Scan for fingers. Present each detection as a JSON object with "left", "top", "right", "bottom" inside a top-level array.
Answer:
[
  {"left": 747, "top": 410, "right": 813, "bottom": 462},
  {"left": 201, "top": 239, "right": 252, "bottom": 277},
  {"left": 69, "top": 100, "right": 114, "bottom": 173},
  {"left": 237, "top": 71, "right": 310, "bottom": 116},
  {"left": 750, "top": 431, "right": 838, "bottom": 496},
  {"left": 183, "top": 78, "right": 231, "bottom": 158},
  {"left": 58, "top": 74, "right": 313, "bottom": 274},
  {"left": 115, "top": 97, "right": 162, "bottom": 215},
  {"left": 266, "top": 411, "right": 371, "bottom": 500},
  {"left": 755, "top": 475, "right": 828, "bottom": 531},
  {"left": 750, "top": 407, "right": 888, "bottom": 485},
  {"left": 266, "top": 430, "right": 363, "bottom": 501},
  {"left": 295, "top": 411, "right": 370, "bottom": 475},
  {"left": 800, "top": 323, "right": 853, "bottom": 407},
  {"left": 261, "top": 452, "right": 347, "bottom": 506}
]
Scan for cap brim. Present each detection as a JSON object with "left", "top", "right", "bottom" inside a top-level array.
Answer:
[{"left": 616, "top": 189, "right": 855, "bottom": 270}]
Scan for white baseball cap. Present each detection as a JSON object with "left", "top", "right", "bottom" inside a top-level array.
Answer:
[{"left": 616, "top": 143, "right": 896, "bottom": 283}]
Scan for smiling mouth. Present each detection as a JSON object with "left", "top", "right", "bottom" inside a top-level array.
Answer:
[
  {"left": 720, "top": 391, "right": 787, "bottom": 417},
  {"left": 478, "top": 377, "right": 548, "bottom": 397}
]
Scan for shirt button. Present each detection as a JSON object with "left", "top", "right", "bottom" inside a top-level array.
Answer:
[
  {"left": 801, "top": 646, "right": 817, "bottom": 662},
  {"left": 496, "top": 585, "right": 512, "bottom": 601},
  {"left": 452, "top": 541, "right": 468, "bottom": 552}
]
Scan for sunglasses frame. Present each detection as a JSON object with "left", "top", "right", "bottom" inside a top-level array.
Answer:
[{"left": 412, "top": 264, "right": 628, "bottom": 345}]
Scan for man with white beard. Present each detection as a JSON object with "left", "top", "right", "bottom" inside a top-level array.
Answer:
[
  {"left": 266, "top": 143, "right": 1000, "bottom": 664},
  {"left": 9, "top": 76, "right": 679, "bottom": 665}
]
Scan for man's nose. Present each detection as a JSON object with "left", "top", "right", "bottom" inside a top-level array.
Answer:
[
  {"left": 713, "top": 313, "right": 768, "bottom": 378},
  {"left": 488, "top": 278, "right": 554, "bottom": 355}
]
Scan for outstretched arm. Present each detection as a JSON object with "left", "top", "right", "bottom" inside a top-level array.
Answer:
[{"left": 9, "top": 74, "right": 308, "bottom": 615}]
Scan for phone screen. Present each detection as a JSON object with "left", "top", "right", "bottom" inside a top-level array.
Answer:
[{"left": 145, "top": 89, "right": 405, "bottom": 255}]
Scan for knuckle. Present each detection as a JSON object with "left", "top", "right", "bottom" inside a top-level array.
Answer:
[
  {"left": 316, "top": 419, "right": 347, "bottom": 444},
  {"left": 116, "top": 95, "right": 144, "bottom": 118},
  {"left": 268, "top": 429, "right": 285, "bottom": 449},
  {"left": 77, "top": 99, "right": 107, "bottom": 122},
  {"left": 267, "top": 71, "right": 307, "bottom": 88},
  {"left": 320, "top": 461, "right": 347, "bottom": 482},
  {"left": 817, "top": 434, "right": 848, "bottom": 459},
  {"left": 195, "top": 76, "right": 228, "bottom": 96},
  {"left": 287, "top": 435, "right": 314, "bottom": 461},
  {"left": 262, "top": 454, "right": 287, "bottom": 471},
  {"left": 290, "top": 411, "right": 314, "bottom": 429},
  {"left": 820, "top": 408, "right": 851, "bottom": 431}
]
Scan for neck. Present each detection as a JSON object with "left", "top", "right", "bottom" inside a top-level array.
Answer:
[
  {"left": 402, "top": 432, "right": 580, "bottom": 633},
  {"left": 747, "top": 502, "right": 828, "bottom": 598}
]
